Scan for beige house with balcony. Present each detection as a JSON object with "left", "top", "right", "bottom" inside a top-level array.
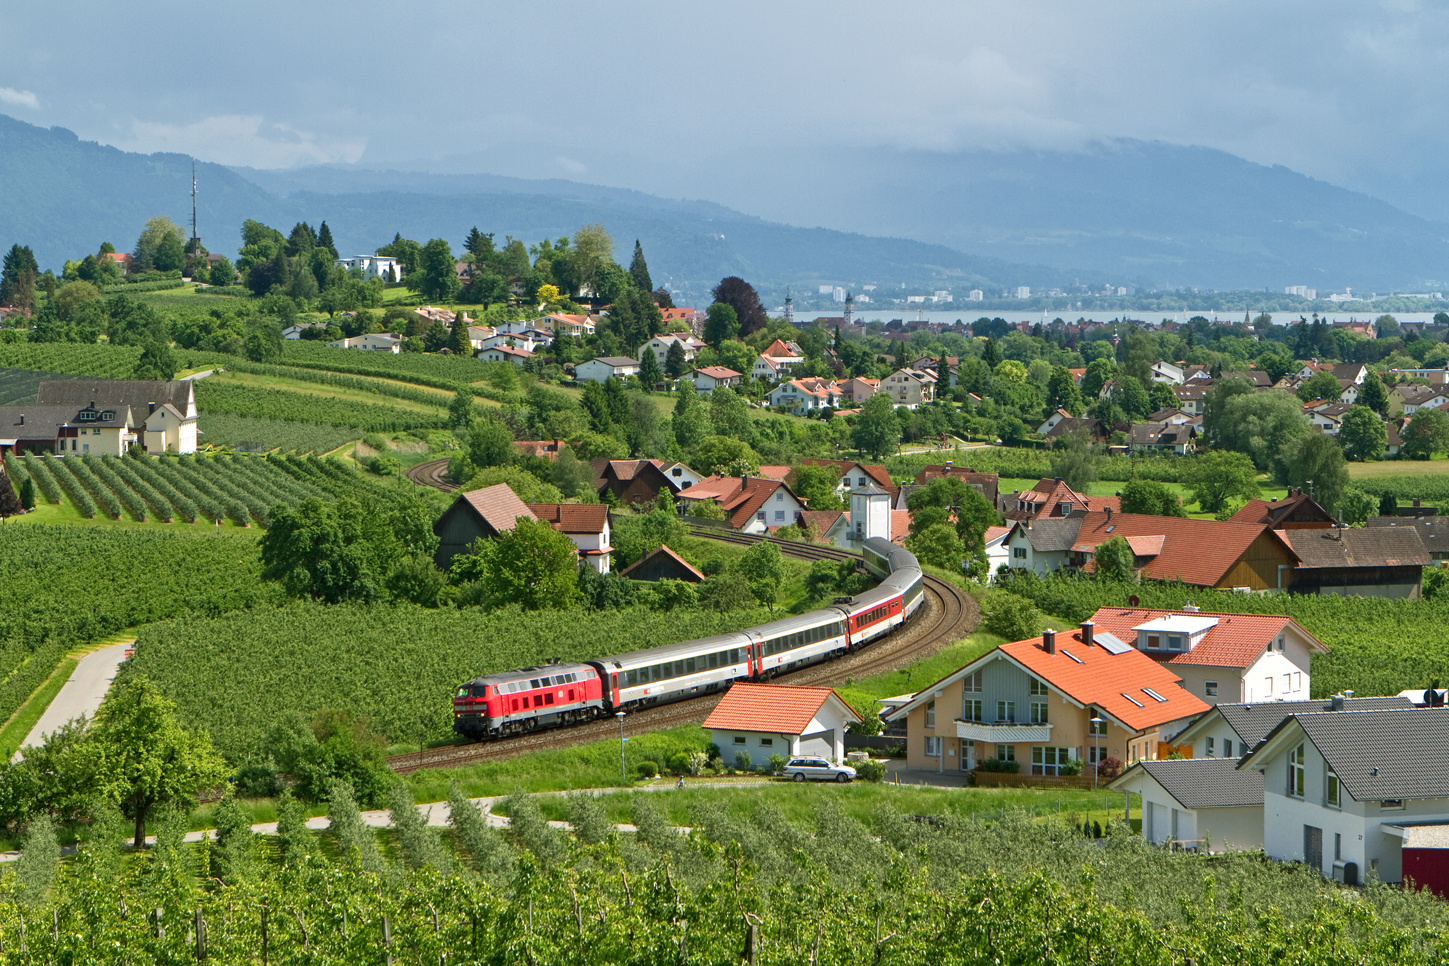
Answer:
[
  {"left": 881, "top": 368, "right": 936, "bottom": 408},
  {"left": 884, "top": 622, "right": 1209, "bottom": 777}
]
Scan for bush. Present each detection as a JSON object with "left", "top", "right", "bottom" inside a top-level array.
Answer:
[
  {"left": 855, "top": 759, "right": 886, "bottom": 783},
  {"left": 364, "top": 454, "right": 401, "bottom": 476},
  {"left": 636, "top": 761, "right": 659, "bottom": 779},
  {"left": 978, "top": 758, "right": 1020, "bottom": 773},
  {"left": 734, "top": 750, "right": 753, "bottom": 772},
  {"left": 361, "top": 433, "right": 389, "bottom": 452},
  {"left": 1097, "top": 756, "right": 1123, "bottom": 780},
  {"left": 767, "top": 753, "right": 785, "bottom": 775},
  {"left": 687, "top": 750, "right": 709, "bottom": 776},
  {"left": 847, "top": 708, "right": 884, "bottom": 736},
  {"left": 1059, "top": 758, "right": 1083, "bottom": 776},
  {"left": 667, "top": 751, "right": 693, "bottom": 776},
  {"left": 233, "top": 762, "right": 283, "bottom": 798},
  {"left": 982, "top": 595, "right": 1041, "bottom": 641}
]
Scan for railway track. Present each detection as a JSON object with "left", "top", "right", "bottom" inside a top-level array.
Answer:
[
  {"left": 388, "top": 527, "right": 978, "bottom": 774},
  {"left": 405, "top": 457, "right": 458, "bottom": 492}
]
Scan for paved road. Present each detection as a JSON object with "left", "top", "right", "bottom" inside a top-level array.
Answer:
[
  {"left": 11, "top": 641, "right": 131, "bottom": 762},
  {"left": 181, "top": 369, "right": 220, "bottom": 380}
]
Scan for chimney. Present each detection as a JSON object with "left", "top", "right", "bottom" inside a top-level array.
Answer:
[
  {"left": 1081, "top": 620, "right": 1094, "bottom": 647},
  {"left": 17, "top": 414, "right": 22, "bottom": 426},
  {"left": 1043, "top": 628, "right": 1056, "bottom": 654},
  {"left": 1344, "top": 690, "right": 1354, "bottom": 699},
  {"left": 1330, "top": 693, "right": 1345, "bottom": 712},
  {"left": 1106, "top": 506, "right": 1113, "bottom": 520}
]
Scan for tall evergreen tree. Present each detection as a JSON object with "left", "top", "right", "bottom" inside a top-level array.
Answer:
[
  {"left": 665, "top": 339, "right": 689, "bottom": 379},
  {"left": 1, "top": 244, "right": 39, "bottom": 309},
  {"left": 316, "top": 221, "right": 339, "bottom": 259},
  {"left": 628, "top": 240, "right": 652, "bottom": 292},
  {"left": 446, "top": 312, "right": 469, "bottom": 355},
  {"left": 639, "top": 348, "right": 663, "bottom": 391},
  {"left": 0, "top": 465, "right": 22, "bottom": 518}
]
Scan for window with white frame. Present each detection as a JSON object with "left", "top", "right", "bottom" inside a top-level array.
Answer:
[
  {"left": 1224, "top": 739, "right": 1233, "bottom": 757},
  {"left": 1265, "top": 676, "right": 1274, "bottom": 696},
  {"left": 1206, "top": 737, "right": 1215, "bottom": 757},
  {"left": 1294, "top": 671, "right": 1302, "bottom": 691},
  {"left": 925, "top": 701, "right": 935, "bottom": 728},
  {"left": 995, "top": 744, "right": 1014, "bottom": 762},
  {"left": 925, "top": 736, "right": 942, "bottom": 757},
  {"left": 1205, "top": 681, "right": 1218, "bottom": 697},
  {"left": 1030, "top": 701, "right": 1049, "bottom": 725},
  {"left": 1088, "top": 746, "right": 1108, "bottom": 764},
  {"left": 1029, "top": 677, "right": 1048, "bottom": 696},
  {"left": 962, "top": 697, "right": 983, "bottom": 722},
  {"left": 734, "top": 736, "right": 746, "bottom": 744},
  {"left": 1012, "top": 547, "right": 1027, "bottom": 559},
  {"left": 1031, "top": 746, "right": 1073, "bottom": 776},
  {"left": 963, "top": 670, "right": 982, "bottom": 693},
  {"left": 1326, "top": 769, "right": 1340, "bottom": 808},
  {"left": 996, "top": 700, "right": 1015, "bottom": 723},
  {"left": 1088, "top": 715, "right": 1107, "bottom": 736},
  {"left": 1288, "top": 743, "right": 1305, "bottom": 798}
]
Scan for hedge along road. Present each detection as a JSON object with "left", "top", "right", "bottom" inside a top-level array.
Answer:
[{"left": 385, "top": 529, "right": 979, "bottom": 775}]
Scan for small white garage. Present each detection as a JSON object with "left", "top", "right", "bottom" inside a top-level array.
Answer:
[
  {"left": 703, "top": 682, "right": 862, "bottom": 769},
  {"left": 1111, "top": 757, "right": 1264, "bottom": 852}
]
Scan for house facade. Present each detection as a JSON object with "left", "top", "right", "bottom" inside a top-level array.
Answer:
[
  {"left": 885, "top": 624, "right": 1209, "bottom": 777},
  {"left": 1238, "top": 708, "right": 1449, "bottom": 888},
  {"left": 576, "top": 357, "right": 641, "bottom": 383},
  {"left": 33, "top": 379, "right": 199, "bottom": 455},
  {"left": 526, "top": 503, "right": 612, "bottom": 574},
  {"left": 335, "top": 255, "right": 403, "bottom": 281},
  {"left": 881, "top": 368, "right": 935, "bottom": 407},
  {"left": 691, "top": 366, "right": 742, "bottom": 395},
  {"left": 1110, "top": 758, "right": 1265, "bottom": 851},
  {"left": 765, "top": 377, "right": 842, "bottom": 412},
  {"left": 476, "top": 346, "right": 534, "bottom": 366},
  {"left": 674, "top": 475, "right": 807, "bottom": 533},
  {"left": 637, "top": 335, "right": 702, "bottom": 368},
  {"left": 328, "top": 334, "right": 401, "bottom": 352}
]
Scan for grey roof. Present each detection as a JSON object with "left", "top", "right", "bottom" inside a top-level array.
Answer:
[
  {"left": 1013, "top": 516, "right": 1083, "bottom": 552},
  {"left": 850, "top": 482, "right": 891, "bottom": 497},
  {"left": 1283, "top": 526, "right": 1431, "bottom": 569},
  {"left": 1128, "top": 758, "right": 1264, "bottom": 808},
  {"left": 1366, "top": 516, "right": 1449, "bottom": 554},
  {"left": 37, "top": 379, "right": 193, "bottom": 416},
  {"left": 588, "top": 356, "right": 640, "bottom": 367},
  {"left": 0, "top": 404, "right": 134, "bottom": 437},
  {"left": 1215, "top": 696, "right": 1414, "bottom": 747},
  {"left": 1247, "top": 708, "right": 1449, "bottom": 802}
]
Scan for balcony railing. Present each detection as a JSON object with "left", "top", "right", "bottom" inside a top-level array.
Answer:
[{"left": 955, "top": 719, "right": 1053, "bottom": 743}]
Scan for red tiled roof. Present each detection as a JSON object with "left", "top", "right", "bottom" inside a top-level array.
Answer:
[
  {"left": 676, "top": 476, "right": 802, "bottom": 529},
  {"left": 799, "top": 510, "right": 846, "bottom": 536},
  {"left": 800, "top": 459, "right": 895, "bottom": 491},
  {"left": 1227, "top": 492, "right": 1333, "bottom": 527},
  {"left": 891, "top": 509, "right": 911, "bottom": 543},
  {"left": 1071, "top": 511, "right": 1283, "bottom": 586},
  {"left": 756, "top": 465, "right": 792, "bottom": 480},
  {"left": 693, "top": 366, "right": 741, "bottom": 380},
  {"left": 1085, "top": 607, "right": 1325, "bottom": 669},
  {"left": 525, "top": 503, "right": 609, "bottom": 535},
  {"left": 702, "top": 683, "right": 859, "bottom": 734},
  {"left": 1001, "top": 633, "right": 1210, "bottom": 733},
  {"left": 512, "top": 439, "right": 564, "bottom": 460},
  {"left": 458, "top": 484, "right": 536, "bottom": 534}
]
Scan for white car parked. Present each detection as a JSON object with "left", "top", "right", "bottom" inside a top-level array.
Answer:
[{"left": 782, "top": 756, "right": 856, "bottom": 783}]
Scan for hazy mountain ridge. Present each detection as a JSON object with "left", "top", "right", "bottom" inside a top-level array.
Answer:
[{"left": 0, "top": 113, "right": 1059, "bottom": 304}]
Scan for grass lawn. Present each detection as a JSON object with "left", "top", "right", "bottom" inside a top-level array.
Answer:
[{"left": 1348, "top": 458, "right": 1449, "bottom": 478}]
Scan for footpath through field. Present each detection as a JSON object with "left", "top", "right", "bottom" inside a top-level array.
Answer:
[{"left": 10, "top": 640, "right": 132, "bottom": 763}]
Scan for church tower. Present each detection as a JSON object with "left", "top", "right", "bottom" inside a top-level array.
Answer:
[
  {"left": 844, "top": 292, "right": 854, "bottom": 327},
  {"left": 784, "top": 291, "right": 794, "bottom": 326}
]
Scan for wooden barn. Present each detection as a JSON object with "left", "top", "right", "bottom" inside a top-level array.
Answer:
[
  {"left": 619, "top": 544, "right": 705, "bottom": 583},
  {"left": 432, "top": 484, "right": 536, "bottom": 567}
]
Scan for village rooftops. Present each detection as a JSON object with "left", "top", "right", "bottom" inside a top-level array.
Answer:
[
  {"left": 1117, "top": 758, "right": 1265, "bottom": 809},
  {"left": 1190, "top": 696, "right": 1414, "bottom": 751},
  {"left": 1280, "top": 526, "right": 1432, "bottom": 569}
]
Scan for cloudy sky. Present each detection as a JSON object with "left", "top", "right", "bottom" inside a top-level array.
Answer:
[{"left": 4, "top": 1, "right": 1448, "bottom": 219}]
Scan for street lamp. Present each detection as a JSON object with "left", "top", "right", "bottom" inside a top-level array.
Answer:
[
  {"left": 1088, "top": 710, "right": 1106, "bottom": 791},
  {"left": 616, "top": 711, "right": 627, "bottom": 781}
]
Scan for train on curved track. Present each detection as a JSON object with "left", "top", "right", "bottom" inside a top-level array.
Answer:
[{"left": 452, "top": 538, "right": 924, "bottom": 740}]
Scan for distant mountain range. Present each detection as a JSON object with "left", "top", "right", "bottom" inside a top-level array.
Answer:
[{"left": 1, "top": 112, "right": 1446, "bottom": 300}]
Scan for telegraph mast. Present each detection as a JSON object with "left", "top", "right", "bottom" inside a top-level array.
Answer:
[{"left": 187, "top": 161, "right": 204, "bottom": 278}]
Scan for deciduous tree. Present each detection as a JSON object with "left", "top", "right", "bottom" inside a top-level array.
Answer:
[
  {"left": 852, "top": 393, "right": 900, "bottom": 459},
  {"left": 1338, "top": 405, "right": 1387, "bottom": 462},
  {"left": 702, "top": 302, "right": 739, "bottom": 349},
  {"left": 711, "top": 277, "right": 767, "bottom": 335},
  {"left": 1179, "top": 450, "right": 1261, "bottom": 514},
  {"left": 1119, "top": 479, "right": 1186, "bottom": 516},
  {"left": 89, "top": 676, "right": 228, "bottom": 848},
  {"left": 1093, "top": 535, "right": 1137, "bottom": 582},
  {"left": 1402, "top": 407, "right": 1449, "bottom": 460}
]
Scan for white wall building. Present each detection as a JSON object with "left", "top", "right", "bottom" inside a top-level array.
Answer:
[
  {"left": 702, "top": 683, "right": 862, "bottom": 768},
  {"left": 335, "top": 256, "right": 404, "bottom": 281}
]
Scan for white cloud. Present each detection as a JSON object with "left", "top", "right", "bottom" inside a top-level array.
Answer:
[
  {"left": 0, "top": 87, "right": 39, "bottom": 110},
  {"left": 553, "top": 155, "right": 588, "bottom": 176},
  {"left": 111, "top": 114, "right": 366, "bottom": 168}
]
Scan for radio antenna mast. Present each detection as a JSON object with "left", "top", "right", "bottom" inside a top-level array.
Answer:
[{"left": 191, "top": 161, "right": 198, "bottom": 244}]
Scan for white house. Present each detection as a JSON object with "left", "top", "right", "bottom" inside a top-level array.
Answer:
[
  {"left": 576, "top": 357, "right": 641, "bottom": 384},
  {"left": 637, "top": 335, "right": 702, "bottom": 369},
  {"left": 765, "top": 377, "right": 842, "bottom": 412},
  {"left": 32, "top": 379, "right": 200, "bottom": 455},
  {"left": 526, "top": 503, "right": 612, "bottom": 574},
  {"left": 1110, "top": 758, "right": 1265, "bottom": 852},
  {"left": 702, "top": 683, "right": 862, "bottom": 768},
  {"left": 328, "top": 334, "right": 401, "bottom": 353},
  {"left": 691, "top": 366, "right": 743, "bottom": 395},
  {"left": 1003, "top": 518, "right": 1083, "bottom": 575},
  {"left": 881, "top": 368, "right": 936, "bottom": 408},
  {"left": 476, "top": 345, "right": 533, "bottom": 367},
  {"left": 1150, "top": 360, "right": 1186, "bottom": 384},
  {"left": 335, "top": 255, "right": 404, "bottom": 282},
  {"left": 1084, "top": 607, "right": 1327, "bottom": 709},
  {"left": 1036, "top": 408, "right": 1075, "bottom": 437},
  {"left": 479, "top": 334, "right": 545, "bottom": 353},
  {"left": 1237, "top": 707, "right": 1449, "bottom": 889}
]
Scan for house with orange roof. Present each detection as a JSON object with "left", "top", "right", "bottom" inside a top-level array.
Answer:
[
  {"left": 703, "top": 682, "right": 862, "bottom": 768},
  {"left": 476, "top": 344, "right": 533, "bottom": 366},
  {"left": 526, "top": 502, "right": 613, "bottom": 573},
  {"left": 798, "top": 459, "right": 897, "bottom": 500},
  {"left": 885, "top": 622, "right": 1211, "bottom": 777},
  {"left": 836, "top": 377, "right": 880, "bottom": 405},
  {"left": 765, "top": 376, "right": 843, "bottom": 412},
  {"left": 1080, "top": 606, "right": 1327, "bottom": 707},
  {"left": 751, "top": 339, "right": 805, "bottom": 382},
  {"left": 675, "top": 475, "right": 807, "bottom": 533},
  {"left": 690, "top": 366, "right": 742, "bottom": 395}
]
